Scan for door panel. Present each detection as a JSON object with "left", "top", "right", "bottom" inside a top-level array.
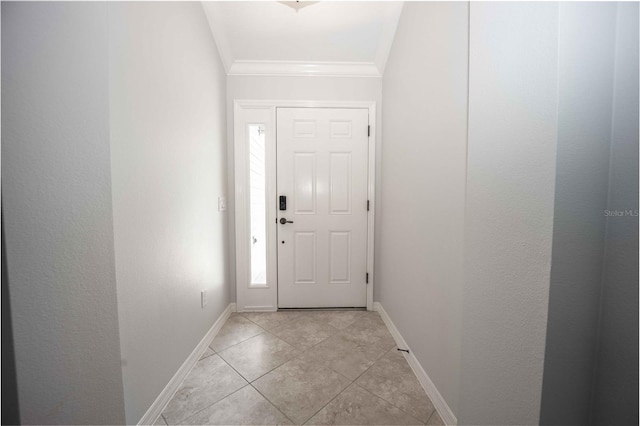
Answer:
[
  {"left": 293, "top": 153, "right": 317, "bottom": 214},
  {"left": 329, "top": 231, "right": 351, "bottom": 284},
  {"left": 329, "top": 153, "right": 352, "bottom": 214},
  {"left": 277, "top": 108, "right": 368, "bottom": 308},
  {"left": 294, "top": 231, "right": 316, "bottom": 284}
]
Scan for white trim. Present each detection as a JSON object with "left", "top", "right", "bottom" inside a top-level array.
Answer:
[
  {"left": 228, "top": 60, "right": 381, "bottom": 78},
  {"left": 234, "top": 106, "right": 278, "bottom": 313},
  {"left": 366, "top": 105, "right": 376, "bottom": 311},
  {"left": 374, "top": 302, "right": 457, "bottom": 426},
  {"left": 242, "top": 305, "right": 276, "bottom": 312},
  {"left": 234, "top": 100, "right": 376, "bottom": 312},
  {"left": 138, "top": 304, "right": 234, "bottom": 426},
  {"left": 236, "top": 100, "right": 377, "bottom": 110}
]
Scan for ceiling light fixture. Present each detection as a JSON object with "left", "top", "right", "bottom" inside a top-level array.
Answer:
[{"left": 278, "top": 1, "right": 319, "bottom": 13}]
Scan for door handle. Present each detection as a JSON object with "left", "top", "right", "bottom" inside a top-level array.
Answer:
[{"left": 279, "top": 218, "right": 294, "bottom": 224}]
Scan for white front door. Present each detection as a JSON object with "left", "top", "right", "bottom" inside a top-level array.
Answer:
[{"left": 276, "top": 107, "right": 369, "bottom": 308}]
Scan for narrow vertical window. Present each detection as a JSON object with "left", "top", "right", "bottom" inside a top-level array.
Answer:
[{"left": 248, "top": 124, "right": 267, "bottom": 286}]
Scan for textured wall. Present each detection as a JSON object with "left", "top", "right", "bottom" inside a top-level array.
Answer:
[
  {"left": 378, "top": 2, "right": 468, "bottom": 417},
  {"left": 460, "top": 3, "right": 559, "bottom": 424},
  {"left": 108, "top": 2, "right": 229, "bottom": 423},
  {"left": 2, "top": 2, "right": 126, "bottom": 423},
  {"left": 540, "top": 4, "right": 617, "bottom": 424}
]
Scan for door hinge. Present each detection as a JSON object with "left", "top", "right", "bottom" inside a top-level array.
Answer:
[
  {"left": 367, "top": 125, "right": 370, "bottom": 137},
  {"left": 366, "top": 273, "right": 369, "bottom": 284},
  {"left": 367, "top": 200, "right": 370, "bottom": 211}
]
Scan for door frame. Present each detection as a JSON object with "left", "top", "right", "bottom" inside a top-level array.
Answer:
[{"left": 233, "top": 100, "right": 376, "bottom": 312}]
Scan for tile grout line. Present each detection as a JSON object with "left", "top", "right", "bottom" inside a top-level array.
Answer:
[
  {"left": 351, "top": 344, "right": 436, "bottom": 424},
  {"left": 175, "top": 384, "right": 253, "bottom": 425},
  {"left": 234, "top": 313, "right": 365, "bottom": 424},
  {"left": 218, "top": 313, "right": 340, "bottom": 386},
  {"left": 298, "top": 317, "right": 433, "bottom": 425},
  {"left": 297, "top": 321, "right": 397, "bottom": 424},
  {"left": 302, "top": 320, "right": 396, "bottom": 386},
  {"left": 352, "top": 382, "right": 426, "bottom": 426},
  {"left": 232, "top": 311, "right": 315, "bottom": 353},
  {"left": 300, "top": 387, "right": 346, "bottom": 425},
  {"left": 425, "top": 409, "right": 439, "bottom": 425},
  {"left": 163, "top": 355, "right": 251, "bottom": 425},
  {"left": 163, "top": 313, "right": 350, "bottom": 425},
  {"left": 305, "top": 314, "right": 392, "bottom": 383},
  {"left": 220, "top": 334, "right": 299, "bottom": 384},
  {"left": 210, "top": 316, "right": 267, "bottom": 353},
  {"left": 166, "top": 315, "right": 258, "bottom": 425},
  {"left": 213, "top": 345, "right": 296, "bottom": 424},
  {"left": 248, "top": 382, "right": 298, "bottom": 425},
  {"left": 245, "top": 319, "right": 346, "bottom": 383},
  {"left": 272, "top": 314, "right": 341, "bottom": 348},
  {"left": 213, "top": 329, "right": 265, "bottom": 356},
  {"left": 351, "top": 342, "right": 437, "bottom": 424},
  {"left": 217, "top": 313, "right": 309, "bottom": 384},
  {"left": 198, "top": 348, "right": 215, "bottom": 361},
  {"left": 190, "top": 311, "right": 422, "bottom": 426},
  {"left": 299, "top": 342, "right": 393, "bottom": 424},
  {"left": 237, "top": 311, "right": 306, "bottom": 332}
]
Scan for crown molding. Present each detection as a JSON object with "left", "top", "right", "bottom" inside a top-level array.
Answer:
[{"left": 227, "top": 60, "right": 382, "bottom": 78}]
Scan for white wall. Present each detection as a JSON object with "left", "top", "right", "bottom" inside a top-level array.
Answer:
[
  {"left": 539, "top": 4, "right": 617, "bottom": 424},
  {"left": 226, "top": 75, "right": 382, "bottom": 304},
  {"left": 460, "top": 3, "right": 560, "bottom": 425},
  {"left": 378, "top": 1, "right": 468, "bottom": 418},
  {"left": 108, "top": 2, "right": 229, "bottom": 423},
  {"left": 2, "top": 3, "right": 126, "bottom": 423}
]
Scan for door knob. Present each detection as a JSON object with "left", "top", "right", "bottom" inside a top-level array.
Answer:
[{"left": 279, "top": 218, "right": 294, "bottom": 224}]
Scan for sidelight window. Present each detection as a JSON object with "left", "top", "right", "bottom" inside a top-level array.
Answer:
[{"left": 248, "top": 124, "right": 267, "bottom": 286}]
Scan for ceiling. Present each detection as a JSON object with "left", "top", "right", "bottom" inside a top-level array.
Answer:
[{"left": 202, "top": 1, "right": 404, "bottom": 77}]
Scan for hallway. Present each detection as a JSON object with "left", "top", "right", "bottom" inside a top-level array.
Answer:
[
  {"left": 159, "top": 311, "right": 443, "bottom": 425},
  {"left": 2, "top": 2, "right": 638, "bottom": 425}
]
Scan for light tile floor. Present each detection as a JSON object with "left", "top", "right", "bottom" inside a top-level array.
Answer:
[{"left": 157, "top": 311, "right": 444, "bottom": 426}]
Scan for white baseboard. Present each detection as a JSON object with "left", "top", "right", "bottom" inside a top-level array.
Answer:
[
  {"left": 138, "top": 303, "right": 235, "bottom": 425},
  {"left": 240, "top": 305, "right": 276, "bottom": 312},
  {"left": 373, "top": 302, "right": 457, "bottom": 426}
]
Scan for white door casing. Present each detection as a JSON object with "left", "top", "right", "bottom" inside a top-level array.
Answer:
[
  {"left": 233, "top": 101, "right": 376, "bottom": 312},
  {"left": 276, "top": 108, "right": 369, "bottom": 308},
  {"left": 234, "top": 106, "right": 278, "bottom": 311}
]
